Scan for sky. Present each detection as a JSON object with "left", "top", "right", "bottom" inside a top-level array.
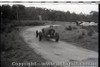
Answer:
[
  {"left": 0, "top": 0, "right": 100, "bottom": 1},
  {"left": 25, "top": 4, "right": 98, "bottom": 14},
  {"left": 0, "top": 2, "right": 99, "bottom": 14}
]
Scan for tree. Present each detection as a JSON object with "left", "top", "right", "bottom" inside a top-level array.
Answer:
[
  {"left": 1, "top": 5, "right": 13, "bottom": 20},
  {"left": 65, "top": 11, "right": 71, "bottom": 21},
  {"left": 90, "top": 11, "right": 98, "bottom": 23},
  {"left": 70, "top": 12, "right": 79, "bottom": 22}
]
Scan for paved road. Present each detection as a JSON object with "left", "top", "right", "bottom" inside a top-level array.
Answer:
[{"left": 21, "top": 25, "right": 98, "bottom": 67}]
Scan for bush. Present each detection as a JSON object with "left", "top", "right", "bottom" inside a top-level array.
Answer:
[
  {"left": 81, "top": 25, "right": 98, "bottom": 32},
  {"left": 82, "top": 31, "right": 85, "bottom": 36},
  {"left": 66, "top": 26, "right": 73, "bottom": 31},
  {"left": 88, "top": 30, "right": 93, "bottom": 36},
  {"left": 80, "top": 25, "right": 98, "bottom": 37},
  {"left": 14, "top": 21, "right": 45, "bottom": 26},
  {"left": 78, "top": 35, "right": 84, "bottom": 39},
  {"left": 73, "top": 26, "right": 77, "bottom": 30},
  {"left": 65, "top": 26, "right": 77, "bottom": 31}
]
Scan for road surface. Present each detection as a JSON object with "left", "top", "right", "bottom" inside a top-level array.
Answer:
[{"left": 21, "top": 25, "right": 98, "bottom": 67}]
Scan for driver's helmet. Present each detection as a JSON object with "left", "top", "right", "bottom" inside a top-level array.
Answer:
[
  {"left": 49, "top": 25, "right": 53, "bottom": 28},
  {"left": 49, "top": 25, "right": 55, "bottom": 34}
]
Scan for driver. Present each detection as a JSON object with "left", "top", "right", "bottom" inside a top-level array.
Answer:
[
  {"left": 49, "top": 25, "right": 55, "bottom": 34},
  {"left": 42, "top": 25, "right": 55, "bottom": 35}
]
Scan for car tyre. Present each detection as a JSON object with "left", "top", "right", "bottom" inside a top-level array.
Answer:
[
  {"left": 55, "top": 33, "right": 59, "bottom": 42},
  {"left": 36, "top": 30, "right": 38, "bottom": 38},
  {"left": 39, "top": 32, "right": 42, "bottom": 41}
]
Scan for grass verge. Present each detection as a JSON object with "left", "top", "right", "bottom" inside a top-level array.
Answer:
[{"left": 54, "top": 25, "right": 98, "bottom": 52}]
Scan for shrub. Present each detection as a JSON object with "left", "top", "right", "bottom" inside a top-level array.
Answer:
[
  {"left": 78, "top": 35, "right": 84, "bottom": 39},
  {"left": 66, "top": 26, "right": 73, "bottom": 31},
  {"left": 73, "top": 26, "right": 77, "bottom": 30},
  {"left": 82, "top": 31, "right": 85, "bottom": 36},
  {"left": 78, "top": 31, "right": 85, "bottom": 39},
  {"left": 88, "top": 30, "right": 93, "bottom": 36}
]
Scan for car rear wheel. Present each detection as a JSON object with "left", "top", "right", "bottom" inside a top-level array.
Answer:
[
  {"left": 55, "top": 33, "right": 59, "bottom": 42},
  {"left": 36, "top": 30, "right": 38, "bottom": 38},
  {"left": 39, "top": 32, "right": 42, "bottom": 41}
]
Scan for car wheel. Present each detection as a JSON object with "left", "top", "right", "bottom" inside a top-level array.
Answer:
[
  {"left": 36, "top": 30, "right": 38, "bottom": 38},
  {"left": 55, "top": 33, "right": 59, "bottom": 42},
  {"left": 39, "top": 32, "right": 42, "bottom": 41}
]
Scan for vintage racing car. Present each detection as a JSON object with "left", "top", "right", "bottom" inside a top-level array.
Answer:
[{"left": 36, "top": 26, "right": 59, "bottom": 42}]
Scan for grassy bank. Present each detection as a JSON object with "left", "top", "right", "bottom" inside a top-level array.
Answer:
[
  {"left": 1, "top": 27, "right": 57, "bottom": 67},
  {"left": 54, "top": 25, "right": 98, "bottom": 52}
]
